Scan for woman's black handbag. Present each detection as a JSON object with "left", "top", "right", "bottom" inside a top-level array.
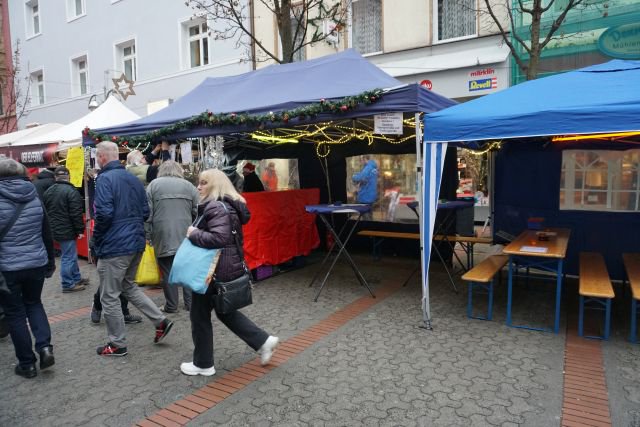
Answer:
[
  {"left": 0, "top": 203, "right": 26, "bottom": 295},
  {"left": 214, "top": 272, "right": 253, "bottom": 314},
  {"left": 213, "top": 202, "right": 253, "bottom": 314}
]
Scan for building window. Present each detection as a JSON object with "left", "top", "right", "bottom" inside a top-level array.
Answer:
[
  {"left": 31, "top": 70, "right": 45, "bottom": 105},
  {"left": 66, "top": 0, "right": 85, "bottom": 20},
  {"left": 26, "top": 0, "right": 40, "bottom": 37},
  {"left": 351, "top": 0, "right": 382, "bottom": 54},
  {"left": 290, "top": 7, "right": 306, "bottom": 62},
  {"left": 184, "top": 19, "right": 209, "bottom": 68},
  {"left": 116, "top": 40, "right": 137, "bottom": 81},
  {"left": 72, "top": 56, "right": 88, "bottom": 96},
  {"left": 434, "top": 0, "right": 476, "bottom": 42},
  {"left": 560, "top": 150, "right": 640, "bottom": 212}
]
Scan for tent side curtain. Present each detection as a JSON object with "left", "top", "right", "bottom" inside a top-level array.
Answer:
[
  {"left": 420, "top": 136, "right": 448, "bottom": 327},
  {"left": 423, "top": 59, "right": 640, "bottom": 143}
]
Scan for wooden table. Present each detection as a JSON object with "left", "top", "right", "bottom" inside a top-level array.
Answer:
[{"left": 503, "top": 228, "right": 571, "bottom": 333}]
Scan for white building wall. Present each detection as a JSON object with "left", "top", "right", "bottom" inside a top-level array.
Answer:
[
  {"left": 9, "top": 0, "right": 251, "bottom": 128},
  {"left": 251, "top": 0, "right": 510, "bottom": 100},
  {"left": 383, "top": 0, "right": 430, "bottom": 52}
]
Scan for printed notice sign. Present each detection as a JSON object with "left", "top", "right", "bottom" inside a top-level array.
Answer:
[
  {"left": 520, "top": 246, "right": 548, "bottom": 254},
  {"left": 66, "top": 147, "right": 85, "bottom": 188},
  {"left": 180, "top": 142, "right": 192, "bottom": 164},
  {"left": 374, "top": 112, "right": 403, "bottom": 135}
]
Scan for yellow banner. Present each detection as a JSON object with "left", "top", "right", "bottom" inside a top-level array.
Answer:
[{"left": 66, "top": 147, "right": 85, "bottom": 188}]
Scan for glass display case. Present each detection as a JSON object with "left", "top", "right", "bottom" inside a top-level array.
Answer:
[{"left": 346, "top": 154, "right": 418, "bottom": 223}]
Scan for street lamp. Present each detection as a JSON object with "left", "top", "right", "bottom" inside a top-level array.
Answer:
[{"left": 87, "top": 89, "right": 118, "bottom": 111}]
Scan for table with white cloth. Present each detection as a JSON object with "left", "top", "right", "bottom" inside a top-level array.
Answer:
[{"left": 305, "top": 203, "right": 375, "bottom": 301}]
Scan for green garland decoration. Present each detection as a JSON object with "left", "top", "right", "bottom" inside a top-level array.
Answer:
[{"left": 83, "top": 89, "right": 384, "bottom": 147}]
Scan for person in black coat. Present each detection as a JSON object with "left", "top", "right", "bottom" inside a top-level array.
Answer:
[
  {"left": 33, "top": 168, "right": 56, "bottom": 200},
  {"left": 43, "top": 166, "right": 88, "bottom": 292},
  {"left": 241, "top": 162, "right": 264, "bottom": 193},
  {"left": 179, "top": 168, "right": 278, "bottom": 377}
]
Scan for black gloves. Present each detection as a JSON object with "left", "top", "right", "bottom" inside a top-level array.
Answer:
[{"left": 44, "top": 260, "right": 56, "bottom": 279}]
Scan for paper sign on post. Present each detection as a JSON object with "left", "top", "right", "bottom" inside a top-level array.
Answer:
[
  {"left": 66, "top": 147, "right": 85, "bottom": 188},
  {"left": 374, "top": 112, "right": 404, "bottom": 135},
  {"left": 180, "top": 142, "right": 192, "bottom": 164}
]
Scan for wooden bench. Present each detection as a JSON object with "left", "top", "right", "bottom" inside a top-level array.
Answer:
[
  {"left": 461, "top": 254, "right": 508, "bottom": 321},
  {"left": 357, "top": 230, "right": 420, "bottom": 240},
  {"left": 356, "top": 230, "right": 419, "bottom": 261},
  {"left": 579, "top": 252, "right": 615, "bottom": 340},
  {"left": 434, "top": 235, "right": 493, "bottom": 270},
  {"left": 357, "top": 230, "right": 491, "bottom": 269},
  {"left": 623, "top": 253, "right": 640, "bottom": 343}
]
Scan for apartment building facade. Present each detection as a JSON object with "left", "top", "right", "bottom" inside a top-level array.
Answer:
[
  {"left": 7, "top": 0, "right": 251, "bottom": 128},
  {"left": 8, "top": 0, "right": 512, "bottom": 130},
  {"left": 251, "top": 0, "right": 511, "bottom": 102}
]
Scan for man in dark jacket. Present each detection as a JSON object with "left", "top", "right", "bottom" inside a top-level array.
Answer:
[
  {"left": 93, "top": 142, "right": 173, "bottom": 357},
  {"left": 43, "top": 166, "right": 88, "bottom": 293},
  {"left": 241, "top": 162, "right": 264, "bottom": 193},
  {"left": 33, "top": 168, "right": 56, "bottom": 200}
]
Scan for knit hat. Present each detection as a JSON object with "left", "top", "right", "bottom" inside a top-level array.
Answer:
[
  {"left": 243, "top": 162, "right": 256, "bottom": 172},
  {"left": 54, "top": 166, "right": 70, "bottom": 176}
]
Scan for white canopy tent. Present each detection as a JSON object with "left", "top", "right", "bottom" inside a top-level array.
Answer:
[
  {"left": 13, "top": 95, "right": 140, "bottom": 151},
  {"left": 0, "top": 123, "right": 64, "bottom": 147}
]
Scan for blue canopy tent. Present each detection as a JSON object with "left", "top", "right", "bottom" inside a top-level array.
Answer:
[
  {"left": 87, "top": 49, "right": 457, "bottom": 327},
  {"left": 89, "top": 49, "right": 455, "bottom": 142},
  {"left": 421, "top": 60, "right": 640, "bottom": 327}
]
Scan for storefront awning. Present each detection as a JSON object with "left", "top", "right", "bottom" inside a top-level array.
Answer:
[{"left": 376, "top": 41, "right": 510, "bottom": 78}]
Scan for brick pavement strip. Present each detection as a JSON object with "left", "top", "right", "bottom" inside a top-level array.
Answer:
[
  {"left": 561, "top": 313, "right": 612, "bottom": 427},
  {"left": 135, "top": 279, "right": 404, "bottom": 426}
]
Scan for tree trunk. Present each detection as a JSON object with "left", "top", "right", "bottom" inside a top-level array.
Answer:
[
  {"left": 527, "top": 0, "right": 543, "bottom": 80},
  {"left": 276, "top": 0, "right": 294, "bottom": 63}
]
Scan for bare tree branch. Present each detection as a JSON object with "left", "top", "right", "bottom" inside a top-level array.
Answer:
[
  {"left": 482, "top": 0, "right": 530, "bottom": 74},
  {"left": 539, "top": 0, "right": 585, "bottom": 50},
  {"left": 0, "top": 40, "right": 30, "bottom": 134},
  {"left": 482, "top": 0, "right": 586, "bottom": 80},
  {"left": 187, "top": 0, "right": 348, "bottom": 64}
]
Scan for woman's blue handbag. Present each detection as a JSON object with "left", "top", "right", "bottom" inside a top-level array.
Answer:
[{"left": 169, "top": 238, "right": 220, "bottom": 295}]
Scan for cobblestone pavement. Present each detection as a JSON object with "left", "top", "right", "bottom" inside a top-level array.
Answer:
[{"left": 1, "top": 253, "right": 638, "bottom": 426}]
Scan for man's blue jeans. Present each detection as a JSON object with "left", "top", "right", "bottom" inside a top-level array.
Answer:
[{"left": 59, "top": 240, "right": 81, "bottom": 289}]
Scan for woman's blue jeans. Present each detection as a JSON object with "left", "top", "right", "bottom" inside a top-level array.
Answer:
[{"left": 0, "top": 267, "right": 52, "bottom": 367}]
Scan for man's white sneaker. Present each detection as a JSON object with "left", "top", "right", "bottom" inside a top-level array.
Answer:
[
  {"left": 180, "top": 362, "right": 216, "bottom": 376},
  {"left": 258, "top": 336, "right": 279, "bottom": 366}
]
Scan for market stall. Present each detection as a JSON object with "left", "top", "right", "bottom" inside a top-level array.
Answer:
[
  {"left": 15, "top": 96, "right": 140, "bottom": 257},
  {"left": 85, "top": 49, "right": 456, "bottom": 274},
  {"left": 422, "top": 59, "right": 640, "bottom": 326}
]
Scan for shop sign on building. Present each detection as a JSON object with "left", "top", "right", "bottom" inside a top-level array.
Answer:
[
  {"left": 0, "top": 144, "right": 57, "bottom": 166},
  {"left": 468, "top": 68, "right": 498, "bottom": 92},
  {"left": 420, "top": 79, "right": 432, "bottom": 90},
  {"left": 598, "top": 23, "right": 640, "bottom": 59}
]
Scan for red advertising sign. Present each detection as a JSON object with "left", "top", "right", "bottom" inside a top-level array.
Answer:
[
  {"left": 419, "top": 79, "right": 433, "bottom": 90},
  {"left": 0, "top": 143, "right": 57, "bottom": 166}
]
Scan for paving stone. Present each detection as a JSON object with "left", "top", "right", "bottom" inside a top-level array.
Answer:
[{"left": 0, "top": 254, "right": 635, "bottom": 426}]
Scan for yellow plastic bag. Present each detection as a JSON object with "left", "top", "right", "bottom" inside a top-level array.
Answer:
[{"left": 135, "top": 243, "right": 161, "bottom": 286}]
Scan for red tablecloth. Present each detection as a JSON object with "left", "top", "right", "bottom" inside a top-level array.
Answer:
[{"left": 243, "top": 189, "right": 320, "bottom": 269}]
